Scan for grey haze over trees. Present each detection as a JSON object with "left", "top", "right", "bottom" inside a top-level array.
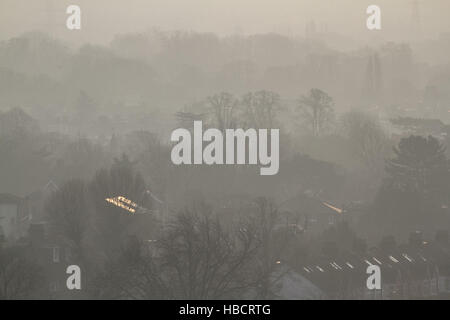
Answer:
[
  {"left": 207, "top": 92, "right": 239, "bottom": 132},
  {"left": 297, "top": 88, "right": 334, "bottom": 137},
  {"left": 386, "top": 135, "right": 449, "bottom": 200},
  {"left": 241, "top": 90, "right": 281, "bottom": 129},
  {"left": 341, "top": 110, "right": 389, "bottom": 174},
  {"left": 0, "top": 22, "right": 450, "bottom": 299},
  {"left": 373, "top": 135, "right": 450, "bottom": 236},
  {"left": 90, "top": 197, "right": 292, "bottom": 299}
]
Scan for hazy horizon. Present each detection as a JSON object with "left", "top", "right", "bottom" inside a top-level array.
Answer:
[{"left": 1, "top": 0, "right": 450, "bottom": 46}]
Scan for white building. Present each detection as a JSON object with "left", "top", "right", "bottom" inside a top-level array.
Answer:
[{"left": 0, "top": 194, "right": 22, "bottom": 241}]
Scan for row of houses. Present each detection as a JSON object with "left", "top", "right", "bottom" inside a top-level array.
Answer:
[
  {"left": 2, "top": 183, "right": 449, "bottom": 299},
  {"left": 0, "top": 181, "right": 77, "bottom": 298},
  {"left": 0, "top": 180, "right": 58, "bottom": 241},
  {"left": 299, "top": 231, "right": 450, "bottom": 299}
]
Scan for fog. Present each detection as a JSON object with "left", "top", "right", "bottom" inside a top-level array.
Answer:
[
  {"left": 1, "top": 0, "right": 450, "bottom": 45},
  {"left": 0, "top": 0, "right": 449, "bottom": 300}
]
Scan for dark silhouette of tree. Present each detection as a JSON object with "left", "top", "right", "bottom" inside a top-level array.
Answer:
[
  {"left": 93, "top": 203, "right": 263, "bottom": 299},
  {"left": 298, "top": 88, "right": 334, "bottom": 137},
  {"left": 157, "top": 204, "right": 260, "bottom": 299},
  {"left": 45, "top": 179, "right": 89, "bottom": 262},
  {"left": 251, "top": 197, "right": 292, "bottom": 299},
  {"left": 374, "top": 135, "right": 450, "bottom": 235},
  {"left": 385, "top": 135, "right": 449, "bottom": 199},
  {"left": 89, "top": 236, "right": 170, "bottom": 299},
  {"left": 89, "top": 154, "right": 149, "bottom": 260},
  {"left": 0, "top": 247, "right": 44, "bottom": 299}
]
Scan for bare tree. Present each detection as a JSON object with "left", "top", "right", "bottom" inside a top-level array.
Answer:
[
  {"left": 241, "top": 90, "right": 281, "bottom": 129},
  {"left": 89, "top": 236, "right": 171, "bottom": 299},
  {"left": 251, "top": 197, "right": 293, "bottom": 299},
  {"left": 298, "top": 88, "right": 334, "bottom": 137},
  {"left": 207, "top": 92, "right": 239, "bottom": 131},
  {"left": 46, "top": 179, "right": 89, "bottom": 262},
  {"left": 94, "top": 203, "right": 263, "bottom": 299},
  {"left": 341, "top": 110, "right": 389, "bottom": 173},
  {"left": 157, "top": 204, "right": 260, "bottom": 299}
]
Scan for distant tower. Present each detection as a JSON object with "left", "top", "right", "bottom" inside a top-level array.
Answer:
[
  {"left": 411, "top": 0, "right": 421, "bottom": 35},
  {"left": 373, "top": 53, "right": 382, "bottom": 95},
  {"left": 363, "top": 52, "right": 382, "bottom": 104}
]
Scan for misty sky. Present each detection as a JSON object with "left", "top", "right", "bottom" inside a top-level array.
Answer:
[{"left": 1, "top": 0, "right": 450, "bottom": 44}]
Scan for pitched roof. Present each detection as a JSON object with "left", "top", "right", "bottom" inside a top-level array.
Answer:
[{"left": 0, "top": 193, "right": 22, "bottom": 204}]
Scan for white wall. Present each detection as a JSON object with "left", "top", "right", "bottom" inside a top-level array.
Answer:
[{"left": 0, "top": 203, "right": 19, "bottom": 239}]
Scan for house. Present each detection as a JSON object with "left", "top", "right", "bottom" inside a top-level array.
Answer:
[
  {"left": 22, "top": 180, "right": 59, "bottom": 224},
  {"left": 1, "top": 182, "right": 83, "bottom": 297},
  {"left": 271, "top": 266, "right": 326, "bottom": 299},
  {"left": 243, "top": 265, "right": 326, "bottom": 300},
  {"left": 299, "top": 231, "right": 450, "bottom": 299},
  {"left": 26, "top": 222, "right": 75, "bottom": 298},
  {"left": 0, "top": 193, "right": 23, "bottom": 241},
  {"left": 390, "top": 117, "right": 450, "bottom": 141}
]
